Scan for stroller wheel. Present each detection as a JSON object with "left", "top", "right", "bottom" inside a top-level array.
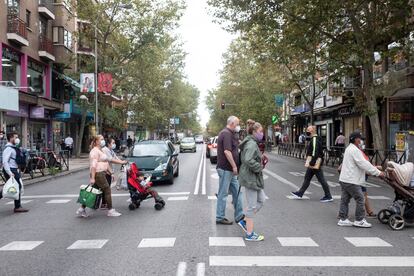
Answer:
[
  {"left": 128, "top": 203, "right": 136, "bottom": 210},
  {"left": 378, "top": 209, "right": 393, "bottom": 224},
  {"left": 388, "top": 214, "right": 405, "bottom": 231},
  {"left": 154, "top": 202, "right": 164, "bottom": 211},
  {"left": 160, "top": 200, "right": 165, "bottom": 207}
]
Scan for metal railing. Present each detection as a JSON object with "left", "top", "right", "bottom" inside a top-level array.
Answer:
[
  {"left": 277, "top": 143, "right": 407, "bottom": 168},
  {"left": 38, "top": 0, "right": 55, "bottom": 12},
  {"left": 7, "top": 14, "right": 28, "bottom": 39},
  {"left": 39, "top": 35, "right": 54, "bottom": 54}
]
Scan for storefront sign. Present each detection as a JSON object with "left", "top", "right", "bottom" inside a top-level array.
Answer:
[
  {"left": 395, "top": 133, "right": 406, "bottom": 151},
  {"left": 30, "top": 106, "right": 45, "bottom": 119},
  {"left": 0, "top": 86, "right": 19, "bottom": 112},
  {"left": 98, "top": 73, "right": 113, "bottom": 93},
  {"left": 326, "top": 95, "right": 343, "bottom": 107},
  {"left": 337, "top": 105, "right": 358, "bottom": 117},
  {"left": 314, "top": 97, "right": 325, "bottom": 109},
  {"left": 292, "top": 104, "right": 310, "bottom": 114},
  {"left": 390, "top": 113, "right": 402, "bottom": 121},
  {"left": 6, "top": 103, "right": 29, "bottom": 117}
]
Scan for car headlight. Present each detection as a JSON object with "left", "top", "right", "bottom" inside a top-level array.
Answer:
[{"left": 154, "top": 163, "right": 168, "bottom": 171}]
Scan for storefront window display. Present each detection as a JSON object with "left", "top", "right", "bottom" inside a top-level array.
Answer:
[
  {"left": 389, "top": 99, "right": 414, "bottom": 148},
  {"left": 2, "top": 46, "right": 21, "bottom": 86},
  {"left": 27, "top": 59, "right": 45, "bottom": 95},
  {"left": 29, "top": 122, "right": 48, "bottom": 151}
]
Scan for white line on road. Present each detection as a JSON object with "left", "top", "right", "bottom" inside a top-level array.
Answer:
[
  {"left": 332, "top": 195, "right": 390, "bottom": 200},
  {"left": 22, "top": 192, "right": 190, "bottom": 199},
  {"left": 202, "top": 152, "right": 206, "bottom": 195},
  {"left": 208, "top": 196, "right": 217, "bottom": 200},
  {"left": 196, "top": 263, "right": 205, "bottom": 276},
  {"left": 0, "top": 241, "right": 44, "bottom": 251},
  {"left": 209, "top": 256, "right": 414, "bottom": 267},
  {"left": 286, "top": 195, "right": 310, "bottom": 200},
  {"left": 344, "top": 237, "right": 393, "bottom": 247},
  {"left": 209, "top": 237, "right": 245, "bottom": 247},
  {"left": 176, "top": 262, "right": 187, "bottom": 276},
  {"left": 167, "top": 196, "right": 189, "bottom": 201},
  {"left": 138, "top": 238, "right": 176, "bottom": 248},
  {"left": 67, "top": 240, "right": 108, "bottom": 250},
  {"left": 194, "top": 151, "right": 204, "bottom": 195},
  {"left": 277, "top": 237, "right": 319, "bottom": 247},
  {"left": 6, "top": 200, "right": 32, "bottom": 205},
  {"left": 46, "top": 199, "right": 71, "bottom": 204},
  {"left": 264, "top": 169, "right": 311, "bottom": 194}
]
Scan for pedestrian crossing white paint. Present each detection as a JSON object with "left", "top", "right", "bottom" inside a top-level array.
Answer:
[
  {"left": 311, "top": 181, "right": 322, "bottom": 187},
  {"left": 208, "top": 196, "right": 217, "bottom": 200},
  {"left": 332, "top": 195, "right": 390, "bottom": 200},
  {"left": 0, "top": 241, "right": 44, "bottom": 251},
  {"left": 289, "top": 172, "right": 305, "bottom": 177},
  {"left": 277, "top": 237, "right": 319, "bottom": 247},
  {"left": 159, "top": 192, "right": 190, "bottom": 196},
  {"left": 67, "top": 239, "right": 108, "bottom": 250},
  {"left": 209, "top": 256, "right": 414, "bottom": 267},
  {"left": 286, "top": 195, "right": 310, "bottom": 200},
  {"left": 264, "top": 169, "right": 311, "bottom": 194},
  {"left": 46, "top": 199, "right": 71, "bottom": 204},
  {"left": 6, "top": 200, "right": 32, "bottom": 205},
  {"left": 209, "top": 237, "right": 245, "bottom": 247},
  {"left": 196, "top": 263, "right": 205, "bottom": 276},
  {"left": 327, "top": 181, "right": 340, "bottom": 187},
  {"left": 365, "top": 182, "right": 381, "bottom": 188},
  {"left": 344, "top": 237, "right": 392, "bottom": 247},
  {"left": 138, "top": 238, "right": 176, "bottom": 248},
  {"left": 311, "top": 181, "right": 339, "bottom": 188},
  {"left": 176, "top": 262, "right": 187, "bottom": 276},
  {"left": 22, "top": 192, "right": 190, "bottom": 199},
  {"left": 167, "top": 196, "right": 189, "bottom": 201},
  {"left": 202, "top": 153, "right": 206, "bottom": 195}
]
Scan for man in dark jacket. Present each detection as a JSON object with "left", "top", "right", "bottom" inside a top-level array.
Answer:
[{"left": 291, "top": 125, "right": 333, "bottom": 202}]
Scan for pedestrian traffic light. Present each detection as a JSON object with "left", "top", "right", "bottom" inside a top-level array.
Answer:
[
  {"left": 272, "top": 114, "right": 279, "bottom": 124},
  {"left": 221, "top": 101, "right": 225, "bottom": 110}
]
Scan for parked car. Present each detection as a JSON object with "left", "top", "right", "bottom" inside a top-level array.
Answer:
[
  {"left": 206, "top": 137, "right": 213, "bottom": 158},
  {"left": 128, "top": 140, "right": 179, "bottom": 184},
  {"left": 207, "top": 136, "right": 218, "bottom": 164},
  {"left": 180, "top": 137, "right": 197, "bottom": 153},
  {"left": 194, "top": 135, "right": 204, "bottom": 144}
]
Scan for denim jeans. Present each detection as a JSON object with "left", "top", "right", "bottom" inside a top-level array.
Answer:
[{"left": 216, "top": 168, "right": 244, "bottom": 222}]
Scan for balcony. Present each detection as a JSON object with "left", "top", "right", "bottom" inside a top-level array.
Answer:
[
  {"left": 38, "top": 0, "right": 55, "bottom": 20},
  {"left": 7, "top": 14, "right": 29, "bottom": 46},
  {"left": 39, "top": 35, "right": 55, "bottom": 62}
]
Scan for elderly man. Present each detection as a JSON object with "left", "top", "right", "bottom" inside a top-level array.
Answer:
[
  {"left": 216, "top": 116, "right": 246, "bottom": 232},
  {"left": 291, "top": 125, "right": 333, "bottom": 202}
]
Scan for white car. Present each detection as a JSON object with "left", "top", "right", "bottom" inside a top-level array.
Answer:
[
  {"left": 195, "top": 135, "right": 204, "bottom": 144},
  {"left": 208, "top": 136, "right": 218, "bottom": 164}
]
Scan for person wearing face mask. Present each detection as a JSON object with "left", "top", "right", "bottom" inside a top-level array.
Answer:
[
  {"left": 337, "top": 131, "right": 385, "bottom": 228},
  {"left": 76, "top": 135, "right": 127, "bottom": 217},
  {"left": 357, "top": 140, "right": 377, "bottom": 218},
  {"left": 1, "top": 132, "right": 29, "bottom": 213},
  {"left": 0, "top": 130, "right": 6, "bottom": 168},
  {"left": 238, "top": 120, "right": 266, "bottom": 241},
  {"left": 216, "top": 116, "right": 246, "bottom": 230}
]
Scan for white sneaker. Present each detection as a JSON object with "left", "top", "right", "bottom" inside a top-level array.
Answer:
[
  {"left": 353, "top": 219, "right": 372, "bottom": 228},
  {"left": 107, "top": 209, "right": 122, "bottom": 217},
  {"left": 76, "top": 207, "right": 88, "bottom": 218},
  {"left": 337, "top": 219, "right": 353, "bottom": 227}
]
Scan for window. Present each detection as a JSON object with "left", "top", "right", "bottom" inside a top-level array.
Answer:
[
  {"left": 53, "top": 27, "right": 72, "bottom": 49},
  {"left": 64, "top": 29, "right": 72, "bottom": 49},
  {"left": 7, "top": 0, "right": 20, "bottom": 15},
  {"left": 27, "top": 60, "right": 45, "bottom": 95},
  {"left": 39, "top": 17, "right": 47, "bottom": 36},
  {"left": 1, "top": 46, "right": 21, "bottom": 86},
  {"left": 25, "top": 10, "right": 31, "bottom": 28}
]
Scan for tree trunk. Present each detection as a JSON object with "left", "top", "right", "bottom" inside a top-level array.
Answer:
[{"left": 76, "top": 107, "right": 88, "bottom": 158}]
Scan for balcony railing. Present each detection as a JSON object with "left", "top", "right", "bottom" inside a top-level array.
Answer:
[
  {"left": 39, "top": 35, "right": 54, "bottom": 54},
  {"left": 39, "top": 0, "right": 54, "bottom": 10},
  {"left": 7, "top": 14, "right": 28, "bottom": 39},
  {"left": 38, "top": 0, "right": 55, "bottom": 19}
]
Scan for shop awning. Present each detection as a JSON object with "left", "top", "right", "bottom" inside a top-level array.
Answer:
[
  {"left": 53, "top": 70, "right": 81, "bottom": 89},
  {"left": 390, "top": 88, "right": 414, "bottom": 98}
]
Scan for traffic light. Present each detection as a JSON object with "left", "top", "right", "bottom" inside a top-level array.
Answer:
[{"left": 221, "top": 101, "right": 225, "bottom": 110}]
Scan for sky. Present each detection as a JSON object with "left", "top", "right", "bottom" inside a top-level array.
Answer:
[{"left": 177, "top": 0, "right": 235, "bottom": 128}]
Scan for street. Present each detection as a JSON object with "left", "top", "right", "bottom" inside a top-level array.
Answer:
[{"left": 0, "top": 144, "right": 413, "bottom": 276}]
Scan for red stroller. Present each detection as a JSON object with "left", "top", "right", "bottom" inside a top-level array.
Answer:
[{"left": 127, "top": 163, "right": 165, "bottom": 211}]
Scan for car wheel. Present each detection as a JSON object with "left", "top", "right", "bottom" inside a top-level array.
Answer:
[
  {"left": 174, "top": 164, "right": 179, "bottom": 177},
  {"left": 210, "top": 157, "right": 217, "bottom": 164},
  {"left": 167, "top": 176, "right": 174, "bottom": 185}
]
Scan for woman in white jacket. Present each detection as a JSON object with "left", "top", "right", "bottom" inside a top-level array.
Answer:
[{"left": 337, "top": 132, "right": 384, "bottom": 228}]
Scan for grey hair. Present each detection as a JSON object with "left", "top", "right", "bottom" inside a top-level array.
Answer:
[{"left": 227, "top": 116, "right": 238, "bottom": 125}]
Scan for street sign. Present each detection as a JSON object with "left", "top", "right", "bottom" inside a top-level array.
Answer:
[
  {"left": 175, "top": 117, "right": 180, "bottom": 125},
  {"left": 170, "top": 118, "right": 175, "bottom": 125},
  {"left": 272, "top": 114, "right": 279, "bottom": 124},
  {"left": 274, "top": 94, "right": 284, "bottom": 107}
]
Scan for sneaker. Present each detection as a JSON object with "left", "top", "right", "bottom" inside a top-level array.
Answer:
[
  {"left": 237, "top": 220, "right": 248, "bottom": 234},
  {"left": 76, "top": 207, "right": 88, "bottom": 218},
  {"left": 107, "top": 209, "right": 122, "bottom": 217},
  {"left": 320, "top": 196, "right": 333, "bottom": 203},
  {"left": 216, "top": 218, "right": 233, "bottom": 225},
  {"left": 337, "top": 219, "right": 353, "bottom": 227},
  {"left": 245, "top": 232, "right": 264, "bottom": 242},
  {"left": 353, "top": 219, "right": 372, "bottom": 228},
  {"left": 290, "top": 191, "right": 303, "bottom": 199}
]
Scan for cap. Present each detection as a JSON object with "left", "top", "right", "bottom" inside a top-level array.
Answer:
[{"left": 349, "top": 131, "right": 364, "bottom": 143}]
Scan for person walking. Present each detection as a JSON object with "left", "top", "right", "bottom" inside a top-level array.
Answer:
[
  {"left": 0, "top": 130, "right": 6, "bottom": 168},
  {"left": 1, "top": 132, "right": 29, "bottom": 213},
  {"left": 64, "top": 134, "right": 74, "bottom": 157},
  {"left": 76, "top": 135, "right": 126, "bottom": 218},
  {"left": 239, "top": 120, "right": 266, "bottom": 241},
  {"left": 291, "top": 125, "right": 333, "bottom": 202},
  {"left": 216, "top": 116, "right": 246, "bottom": 231},
  {"left": 335, "top": 132, "right": 346, "bottom": 149},
  {"left": 337, "top": 131, "right": 384, "bottom": 228}
]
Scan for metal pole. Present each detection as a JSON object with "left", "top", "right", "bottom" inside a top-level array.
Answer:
[{"left": 94, "top": 25, "right": 99, "bottom": 134}]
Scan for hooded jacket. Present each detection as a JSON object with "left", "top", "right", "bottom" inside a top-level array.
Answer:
[{"left": 238, "top": 135, "right": 264, "bottom": 191}]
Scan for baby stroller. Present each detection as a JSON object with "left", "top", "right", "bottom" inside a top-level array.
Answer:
[
  {"left": 377, "top": 165, "right": 414, "bottom": 230},
  {"left": 127, "top": 162, "right": 165, "bottom": 211}
]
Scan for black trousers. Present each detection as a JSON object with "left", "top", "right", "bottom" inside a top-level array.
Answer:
[
  {"left": 298, "top": 167, "right": 331, "bottom": 197},
  {"left": 2, "top": 168, "right": 22, "bottom": 209}
]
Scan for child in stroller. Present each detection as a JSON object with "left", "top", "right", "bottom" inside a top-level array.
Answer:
[{"left": 127, "top": 162, "right": 165, "bottom": 211}]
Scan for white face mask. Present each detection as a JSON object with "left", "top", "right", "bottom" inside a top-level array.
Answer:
[
  {"left": 14, "top": 138, "right": 20, "bottom": 145},
  {"left": 235, "top": 125, "right": 241, "bottom": 133},
  {"left": 360, "top": 141, "right": 365, "bottom": 150},
  {"left": 111, "top": 143, "right": 116, "bottom": 150},
  {"left": 100, "top": 140, "right": 106, "bottom": 147}
]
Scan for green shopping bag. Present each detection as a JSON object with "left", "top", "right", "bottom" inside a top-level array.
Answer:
[{"left": 77, "top": 185, "right": 103, "bottom": 209}]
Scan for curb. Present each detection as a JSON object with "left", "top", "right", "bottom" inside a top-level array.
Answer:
[{"left": 22, "top": 167, "right": 89, "bottom": 186}]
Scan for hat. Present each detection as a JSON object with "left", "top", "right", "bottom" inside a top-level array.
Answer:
[{"left": 349, "top": 131, "right": 364, "bottom": 143}]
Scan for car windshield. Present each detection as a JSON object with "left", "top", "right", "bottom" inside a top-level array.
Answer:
[
  {"left": 195, "top": 135, "right": 203, "bottom": 139},
  {"left": 132, "top": 143, "right": 169, "bottom": 157},
  {"left": 182, "top": 137, "right": 194, "bottom": 143}
]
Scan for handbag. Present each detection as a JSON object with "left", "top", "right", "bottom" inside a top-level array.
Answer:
[
  {"left": 305, "top": 156, "right": 322, "bottom": 170},
  {"left": 77, "top": 185, "right": 103, "bottom": 209},
  {"left": 2, "top": 177, "right": 20, "bottom": 200}
]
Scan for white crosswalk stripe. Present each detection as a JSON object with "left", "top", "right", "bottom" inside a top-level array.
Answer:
[
  {"left": 167, "top": 196, "right": 189, "bottom": 201},
  {"left": 278, "top": 237, "right": 319, "bottom": 247},
  {"left": 0, "top": 241, "right": 44, "bottom": 251},
  {"left": 286, "top": 195, "right": 310, "bottom": 200},
  {"left": 138, "top": 238, "right": 176, "bottom": 248},
  {"left": 46, "top": 199, "right": 71, "bottom": 204},
  {"left": 176, "top": 262, "right": 187, "bottom": 276},
  {"left": 6, "top": 200, "right": 32, "bottom": 205},
  {"left": 196, "top": 263, "right": 205, "bottom": 276},
  {"left": 67, "top": 239, "right": 108, "bottom": 249},
  {"left": 209, "top": 237, "right": 245, "bottom": 247},
  {"left": 344, "top": 237, "right": 392, "bottom": 247}
]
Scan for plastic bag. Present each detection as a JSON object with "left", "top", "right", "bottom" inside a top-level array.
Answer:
[
  {"left": 116, "top": 166, "right": 128, "bottom": 190},
  {"left": 2, "top": 177, "right": 20, "bottom": 200}
]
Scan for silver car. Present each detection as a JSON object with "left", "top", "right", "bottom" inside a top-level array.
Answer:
[{"left": 180, "top": 137, "right": 196, "bottom": 153}]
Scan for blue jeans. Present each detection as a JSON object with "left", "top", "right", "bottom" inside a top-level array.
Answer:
[{"left": 216, "top": 168, "right": 244, "bottom": 222}]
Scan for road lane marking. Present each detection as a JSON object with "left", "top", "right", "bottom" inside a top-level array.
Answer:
[
  {"left": 208, "top": 196, "right": 217, "bottom": 200},
  {"left": 196, "top": 263, "right": 205, "bottom": 276},
  {"left": 194, "top": 152, "right": 204, "bottom": 195},
  {"left": 264, "top": 169, "right": 311, "bottom": 194},
  {"left": 0, "top": 241, "right": 44, "bottom": 251},
  {"left": 138, "top": 238, "right": 176, "bottom": 248},
  {"left": 209, "top": 237, "right": 245, "bottom": 247},
  {"left": 289, "top": 172, "right": 305, "bottom": 177},
  {"left": 22, "top": 192, "right": 190, "bottom": 199},
  {"left": 332, "top": 195, "right": 390, "bottom": 200},
  {"left": 209, "top": 256, "right": 414, "bottom": 267},
  {"left": 202, "top": 152, "right": 206, "bottom": 195},
  {"left": 167, "top": 196, "right": 189, "bottom": 201},
  {"left": 176, "top": 262, "right": 187, "bottom": 276},
  {"left": 278, "top": 237, "right": 319, "bottom": 247},
  {"left": 286, "top": 195, "right": 310, "bottom": 200},
  {"left": 311, "top": 181, "right": 321, "bottom": 187},
  {"left": 344, "top": 237, "right": 392, "bottom": 247},
  {"left": 159, "top": 192, "right": 190, "bottom": 196},
  {"left": 6, "top": 200, "right": 32, "bottom": 205},
  {"left": 46, "top": 199, "right": 71, "bottom": 204},
  {"left": 67, "top": 240, "right": 108, "bottom": 250}
]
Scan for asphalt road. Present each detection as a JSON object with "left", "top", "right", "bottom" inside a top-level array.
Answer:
[{"left": 0, "top": 144, "right": 413, "bottom": 276}]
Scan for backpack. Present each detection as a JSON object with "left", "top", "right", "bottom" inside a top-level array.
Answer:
[{"left": 6, "top": 145, "right": 26, "bottom": 166}]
